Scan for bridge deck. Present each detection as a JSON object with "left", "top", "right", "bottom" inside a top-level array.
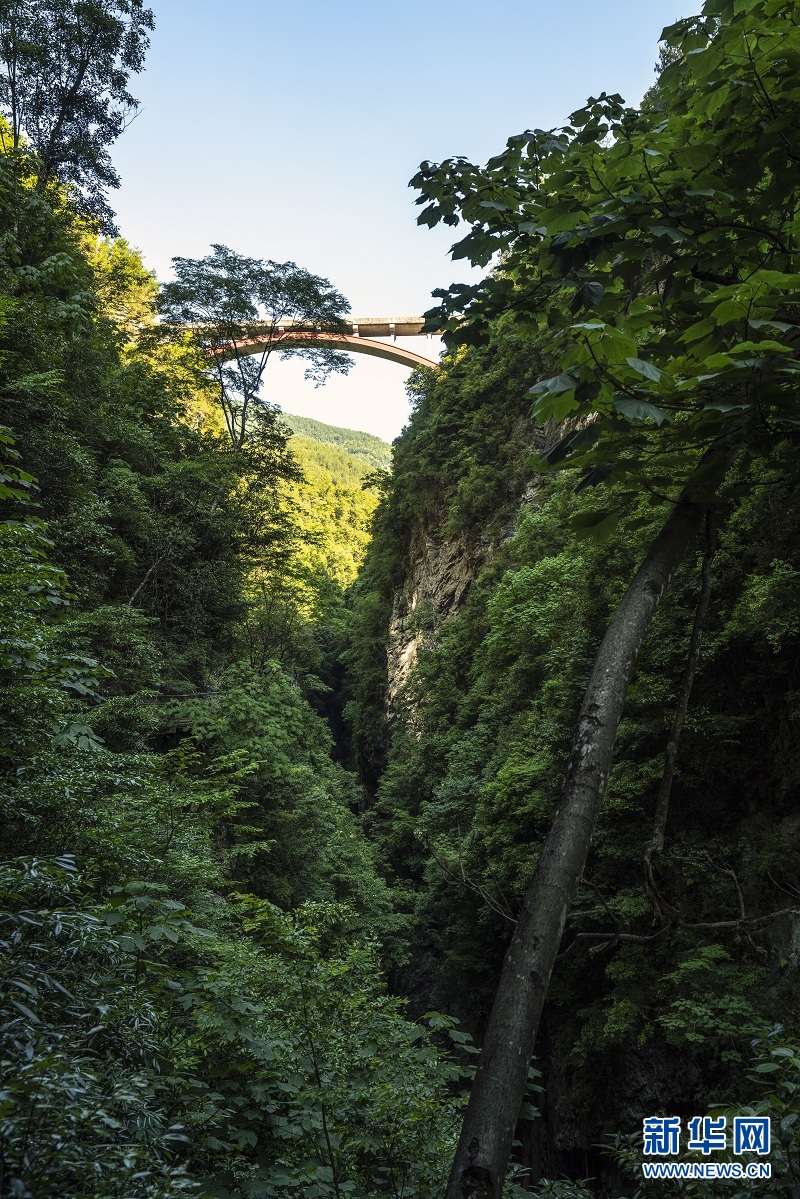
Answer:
[
  {"left": 347, "top": 317, "right": 430, "bottom": 338},
  {"left": 265, "top": 316, "right": 434, "bottom": 339}
]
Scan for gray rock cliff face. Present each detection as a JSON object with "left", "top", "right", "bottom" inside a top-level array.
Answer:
[
  {"left": 384, "top": 482, "right": 541, "bottom": 718},
  {"left": 385, "top": 525, "right": 481, "bottom": 718}
]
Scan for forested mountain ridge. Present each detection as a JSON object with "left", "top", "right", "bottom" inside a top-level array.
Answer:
[{"left": 280, "top": 411, "right": 392, "bottom": 472}]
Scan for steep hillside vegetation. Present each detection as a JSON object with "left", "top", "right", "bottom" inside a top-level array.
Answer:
[
  {"left": 391, "top": 3, "right": 800, "bottom": 1190},
  {"left": 345, "top": 316, "right": 800, "bottom": 1182},
  {"left": 0, "top": 129, "right": 461, "bottom": 1198}
]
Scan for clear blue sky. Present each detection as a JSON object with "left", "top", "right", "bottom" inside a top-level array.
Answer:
[{"left": 112, "top": 0, "right": 684, "bottom": 441}]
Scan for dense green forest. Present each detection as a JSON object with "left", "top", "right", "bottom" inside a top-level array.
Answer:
[{"left": 2, "top": 0, "right": 800, "bottom": 1197}]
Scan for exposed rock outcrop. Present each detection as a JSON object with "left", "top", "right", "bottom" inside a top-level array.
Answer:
[
  {"left": 384, "top": 479, "right": 542, "bottom": 717},
  {"left": 386, "top": 525, "right": 481, "bottom": 717}
]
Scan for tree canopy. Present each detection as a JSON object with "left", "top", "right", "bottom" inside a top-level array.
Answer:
[
  {"left": 413, "top": 0, "right": 800, "bottom": 534},
  {"left": 158, "top": 245, "right": 353, "bottom": 454},
  {"left": 0, "top": 0, "right": 154, "bottom": 229}
]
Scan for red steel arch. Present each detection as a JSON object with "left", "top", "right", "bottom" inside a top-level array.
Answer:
[{"left": 214, "top": 318, "right": 440, "bottom": 371}]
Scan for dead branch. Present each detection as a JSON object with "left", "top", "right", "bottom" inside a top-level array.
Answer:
[{"left": 428, "top": 842, "right": 518, "bottom": 924}]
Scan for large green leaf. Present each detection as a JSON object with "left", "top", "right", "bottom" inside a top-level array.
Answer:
[{"left": 613, "top": 396, "right": 672, "bottom": 425}]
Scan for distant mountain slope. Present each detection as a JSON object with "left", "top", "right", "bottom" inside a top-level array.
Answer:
[
  {"left": 274, "top": 415, "right": 389, "bottom": 593},
  {"left": 279, "top": 411, "right": 392, "bottom": 471},
  {"left": 290, "top": 435, "right": 373, "bottom": 489}
]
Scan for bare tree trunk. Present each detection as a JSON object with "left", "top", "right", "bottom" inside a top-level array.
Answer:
[{"left": 444, "top": 444, "right": 735, "bottom": 1199}]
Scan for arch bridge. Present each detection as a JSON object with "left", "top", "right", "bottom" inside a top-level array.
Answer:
[{"left": 224, "top": 317, "right": 440, "bottom": 370}]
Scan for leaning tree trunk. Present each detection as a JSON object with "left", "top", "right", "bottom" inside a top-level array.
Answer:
[{"left": 445, "top": 443, "right": 735, "bottom": 1199}]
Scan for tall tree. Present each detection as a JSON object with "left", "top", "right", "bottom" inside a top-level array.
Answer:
[
  {"left": 0, "top": 0, "right": 154, "bottom": 229},
  {"left": 411, "top": 0, "right": 800, "bottom": 1193},
  {"left": 158, "top": 244, "right": 353, "bottom": 455}
]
